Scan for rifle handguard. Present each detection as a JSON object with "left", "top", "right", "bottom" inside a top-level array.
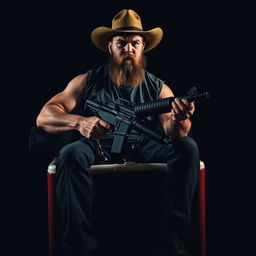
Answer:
[{"left": 134, "top": 92, "right": 209, "bottom": 117}]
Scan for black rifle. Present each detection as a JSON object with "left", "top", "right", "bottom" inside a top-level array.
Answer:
[{"left": 85, "top": 87, "right": 209, "bottom": 154}]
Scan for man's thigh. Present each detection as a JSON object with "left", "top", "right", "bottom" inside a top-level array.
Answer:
[{"left": 133, "top": 139, "right": 176, "bottom": 163}]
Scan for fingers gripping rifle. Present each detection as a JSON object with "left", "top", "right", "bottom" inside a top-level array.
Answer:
[{"left": 85, "top": 87, "right": 209, "bottom": 154}]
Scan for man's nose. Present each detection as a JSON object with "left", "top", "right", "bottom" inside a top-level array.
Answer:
[{"left": 124, "top": 42, "right": 134, "bottom": 53}]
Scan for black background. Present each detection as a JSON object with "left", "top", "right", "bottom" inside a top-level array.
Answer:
[{"left": 2, "top": 1, "right": 252, "bottom": 255}]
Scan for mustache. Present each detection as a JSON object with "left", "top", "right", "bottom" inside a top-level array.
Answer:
[{"left": 121, "top": 53, "right": 135, "bottom": 61}]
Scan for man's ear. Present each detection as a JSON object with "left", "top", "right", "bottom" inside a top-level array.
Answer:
[
  {"left": 107, "top": 41, "right": 112, "bottom": 54},
  {"left": 142, "top": 41, "right": 145, "bottom": 51}
]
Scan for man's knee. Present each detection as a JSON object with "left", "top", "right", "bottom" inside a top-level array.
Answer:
[
  {"left": 165, "top": 136, "right": 200, "bottom": 178},
  {"left": 57, "top": 139, "right": 96, "bottom": 167},
  {"left": 173, "top": 136, "right": 199, "bottom": 160}
]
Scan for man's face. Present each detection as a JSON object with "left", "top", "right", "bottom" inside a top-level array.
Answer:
[
  {"left": 107, "top": 34, "right": 146, "bottom": 87},
  {"left": 108, "top": 34, "right": 145, "bottom": 62}
]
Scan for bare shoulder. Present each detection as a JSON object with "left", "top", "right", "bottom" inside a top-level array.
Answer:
[
  {"left": 71, "top": 73, "right": 87, "bottom": 83},
  {"left": 45, "top": 73, "right": 88, "bottom": 112},
  {"left": 64, "top": 73, "right": 88, "bottom": 94},
  {"left": 158, "top": 83, "right": 174, "bottom": 99}
]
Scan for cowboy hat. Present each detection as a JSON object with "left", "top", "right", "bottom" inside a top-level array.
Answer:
[{"left": 91, "top": 9, "right": 163, "bottom": 53}]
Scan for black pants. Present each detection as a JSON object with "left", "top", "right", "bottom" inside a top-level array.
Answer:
[{"left": 54, "top": 136, "right": 199, "bottom": 255}]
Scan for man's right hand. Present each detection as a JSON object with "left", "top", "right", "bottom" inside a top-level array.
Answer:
[{"left": 77, "top": 116, "right": 112, "bottom": 141}]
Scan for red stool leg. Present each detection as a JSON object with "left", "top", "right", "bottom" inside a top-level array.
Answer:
[
  {"left": 198, "top": 164, "right": 206, "bottom": 256},
  {"left": 47, "top": 171, "right": 55, "bottom": 256}
]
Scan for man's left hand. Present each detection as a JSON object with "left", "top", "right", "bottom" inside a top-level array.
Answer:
[{"left": 171, "top": 98, "right": 195, "bottom": 122}]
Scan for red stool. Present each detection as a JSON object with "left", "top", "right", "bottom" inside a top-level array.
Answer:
[{"left": 47, "top": 161, "right": 206, "bottom": 256}]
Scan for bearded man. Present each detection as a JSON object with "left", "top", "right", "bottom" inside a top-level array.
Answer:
[{"left": 36, "top": 9, "right": 199, "bottom": 256}]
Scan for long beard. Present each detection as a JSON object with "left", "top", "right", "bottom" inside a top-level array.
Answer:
[{"left": 108, "top": 53, "right": 146, "bottom": 87}]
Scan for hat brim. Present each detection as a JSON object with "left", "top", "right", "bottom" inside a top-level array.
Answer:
[{"left": 91, "top": 27, "right": 163, "bottom": 53}]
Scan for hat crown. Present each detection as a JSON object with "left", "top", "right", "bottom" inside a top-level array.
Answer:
[{"left": 112, "top": 9, "right": 143, "bottom": 30}]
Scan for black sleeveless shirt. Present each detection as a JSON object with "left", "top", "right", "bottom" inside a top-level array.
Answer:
[{"left": 82, "top": 65, "right": 164, "bottom": 144}]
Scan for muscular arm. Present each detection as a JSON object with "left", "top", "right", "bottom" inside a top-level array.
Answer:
[
  {"left": 36, "top": 73, "right": 111, "bottom": 140},
  {"left": 157, "top": 84, "right": 195, "bottom": 138}
]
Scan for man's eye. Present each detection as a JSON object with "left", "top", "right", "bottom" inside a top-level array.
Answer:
[{"left": 117, "top": 41, "right": 126, "bottom": 47}]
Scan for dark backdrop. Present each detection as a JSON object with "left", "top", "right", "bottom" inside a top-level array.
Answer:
[{"left": 3, "top": 1, "right": 251, "bottom": 256}]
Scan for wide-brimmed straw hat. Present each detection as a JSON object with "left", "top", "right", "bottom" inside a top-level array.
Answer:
[{"left": 91, "top": 9, "right": 163, "bottom": 53}]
